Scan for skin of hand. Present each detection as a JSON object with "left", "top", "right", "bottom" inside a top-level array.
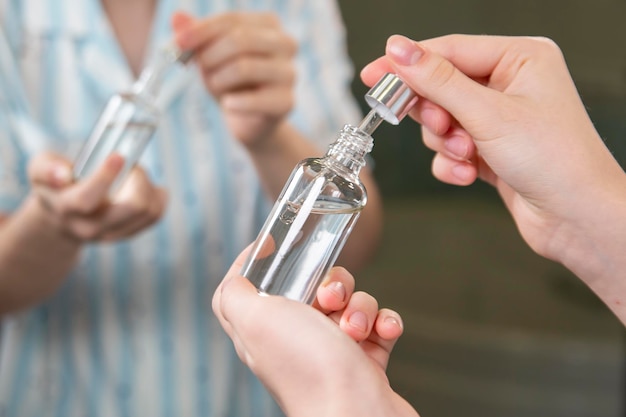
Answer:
[
  {"left": 361, "top": 34, "right": 626, "bottom": 322},
  {"left": 30, "top": 152, "right": 167, "bottom": 242},
  {"left": 213, "top": 247, "right": 417, "bottom": 417},
  {"left": 172, "top": 11, "right": 297, "bottom": 146},
  {"left": 0, "top": 152, "right": 167, "bottom": 314}
]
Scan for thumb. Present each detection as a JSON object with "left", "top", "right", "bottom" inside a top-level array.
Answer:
[
  {"left": 27, "top": 152, "right": 73, "bottom": 189},
  {"left": 384, "top": 34, "right": 499, "bottom": 131},
  {"left": 212, "top": 245, "right": 257, "bottom": 328}
]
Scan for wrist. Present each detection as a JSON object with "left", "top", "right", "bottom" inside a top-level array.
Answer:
[{"left": 549, "top": 172, "right": 626, "bottom": 317}]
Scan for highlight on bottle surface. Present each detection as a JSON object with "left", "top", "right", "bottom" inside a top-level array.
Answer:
[{"left": 241, "top": 73, "right": 417, "bottom": 304}]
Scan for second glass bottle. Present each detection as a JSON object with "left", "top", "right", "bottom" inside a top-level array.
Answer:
[{"left": 73, "top": 44, "right": 191, "bottom": 192}]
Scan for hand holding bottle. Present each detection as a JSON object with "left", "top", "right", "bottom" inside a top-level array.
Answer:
[
  {"left": 29, "top": 152, "right": 167, "bottom": 242},
  {"left": 213, "top": 245, "right": 413, "bottom": 417},
  {"left": 362, "top": 34, "right": 626, "bottom": 322},
  {"left": 172, "top": 11, "right": 297, "bottom": 146}
]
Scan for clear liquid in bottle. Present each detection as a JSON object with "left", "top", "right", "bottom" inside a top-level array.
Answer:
[
  {"left": 241, "top": 126, "right": 370, "bottom": 304},
  {"left": 247, "top": 197, "right": 362, "bottom": 304},
  {"left": 242, "top": 73, "right": 418, "bottom": 304},
  {"left": 73, "top": 43, "right": 190, "bottom": 193},
  {"left": 73, "top": 93, "right": 158, "bottom": 192}
]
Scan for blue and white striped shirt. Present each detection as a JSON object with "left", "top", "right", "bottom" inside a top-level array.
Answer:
[{"left": 0, "top": 0, "right": 362, "bottom": 416}]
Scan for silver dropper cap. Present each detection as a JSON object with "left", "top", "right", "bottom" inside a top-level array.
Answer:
[{"left": 364, "top": 73, "right": 418, "bottom": 125}]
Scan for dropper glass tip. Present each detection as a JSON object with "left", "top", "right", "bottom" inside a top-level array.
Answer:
[{"left": 357, "top": 109, "right": 384, "bottom": 136}]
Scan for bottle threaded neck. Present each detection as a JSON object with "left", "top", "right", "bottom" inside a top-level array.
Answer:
[{"left": 325, "top": 124, "right": 373, "bottom": 176}]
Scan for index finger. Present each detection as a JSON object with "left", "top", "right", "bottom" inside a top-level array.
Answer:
[
  {"left": 175, "top": 12, "right": 280, "bottom": 51},
  {"left": 362, "top": 35, "right": 509, "bottom": 133},
  {"left": 313, "top": 266, "right": 355, "bottom": 315},
  {"left": 362, "top": 34, "right": 530, "bottom": 85}
]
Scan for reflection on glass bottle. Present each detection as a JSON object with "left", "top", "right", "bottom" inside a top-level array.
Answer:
[
  {"left": 73, "top": 44, "right": 191, "bottom": 192},
  {"left": 241, "top": 125, "right": 373, "bottom": 305},
  {"left": 241, "top": 72, "right": 417, "bottom": 304}
]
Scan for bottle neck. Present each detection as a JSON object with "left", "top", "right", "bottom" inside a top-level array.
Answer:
[
  {"left": 130, "top": 42, "right": 188, "bottom": 99},
  {"left": 131, "top": 65, "right": 163, "bottom": 99},
  {"left": 325, "top": 124, "right": 374, "bottom": 179}
]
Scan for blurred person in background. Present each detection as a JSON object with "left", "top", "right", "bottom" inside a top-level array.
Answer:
[{"left": 0, "top": 1, "right": 382, "bottom": 416}]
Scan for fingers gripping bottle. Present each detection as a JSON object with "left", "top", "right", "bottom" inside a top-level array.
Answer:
[
  {"left": 72, "top": 44, "right": 192, "bottom": 192},
  {"left": 241, "top": 73, "right": 418, "bottom": 304}
]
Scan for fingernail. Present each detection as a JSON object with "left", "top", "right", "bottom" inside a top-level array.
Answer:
[
  {"left": 384, "top": 315, "right": 403, "bottom": 330},
  {"left": 53, "top": 165, "right": 72, "bottom": 185},
  {"left": 324, "top": 281, "right": 346, "bottom": 302},
  {"left": 387, "top": 34, "right": 424, "bottom": 66},
  {"left": 348, "top": 311, "right": 368, "bottom": 332},
  {"left": 452, "top": 163, "right": 473, "bottom": 181}
]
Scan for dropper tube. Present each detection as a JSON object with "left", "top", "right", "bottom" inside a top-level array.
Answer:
[{"left": 357, "top": 109, "right": 385, "bottom": 135}]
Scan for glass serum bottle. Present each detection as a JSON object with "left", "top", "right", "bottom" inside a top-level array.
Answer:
[
  {"left": 241, "top": 73, "right": 418, "bottom": 304},
  {"left": 72, "top": 44, "right": 192, "bottom": 192}
]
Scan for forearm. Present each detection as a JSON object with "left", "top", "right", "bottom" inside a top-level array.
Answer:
[
  {"left": 554, "top": 171, "right": 626, "bottom": 324},
  {"left": 0, "top": 195, "right": 82, "bottom": 314},
  {"left": 246, "top": 122, "right": 383, "bottom": 272},
  {"left": 246, "top": 122, "right": 323, "bottom": 199}
]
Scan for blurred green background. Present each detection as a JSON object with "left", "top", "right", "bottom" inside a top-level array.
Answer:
[{"left": 337, "top": 1, "right": 626, "bottom": 416}]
